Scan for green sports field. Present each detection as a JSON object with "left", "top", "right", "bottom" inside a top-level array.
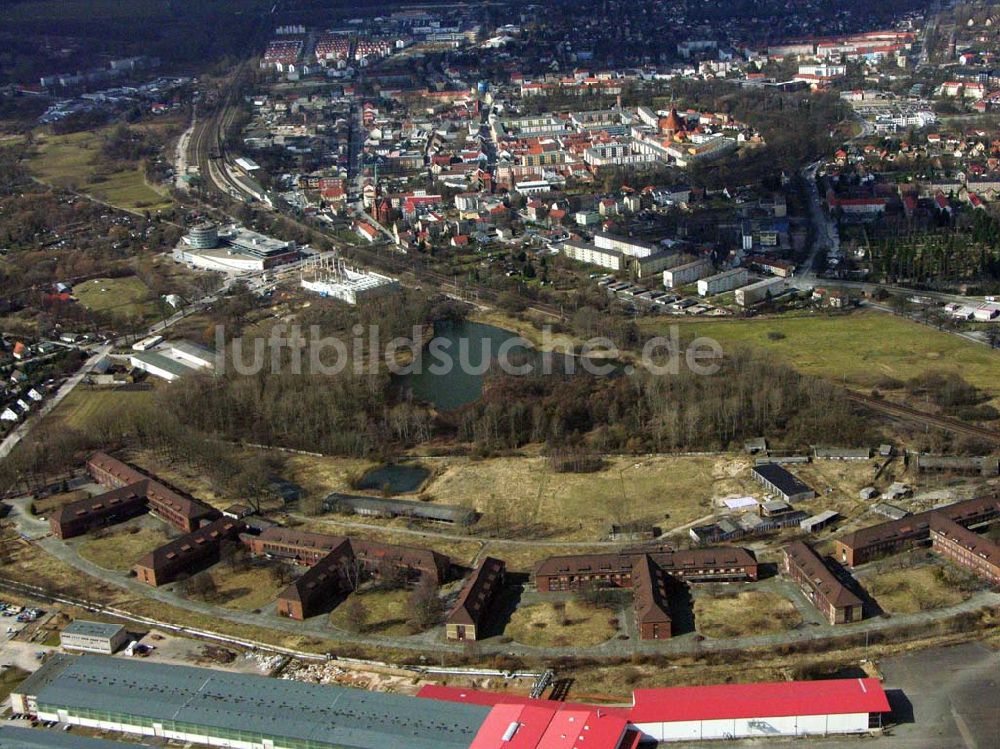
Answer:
[{"left": 640, "top": 311, "right": 1000, "bottom": 401}]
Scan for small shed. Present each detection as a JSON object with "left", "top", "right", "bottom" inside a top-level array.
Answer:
[{"left": 800, "top": 510, "right": 840, "bottom": 533}]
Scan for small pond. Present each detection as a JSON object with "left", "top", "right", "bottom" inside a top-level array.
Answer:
[{"left": 356, "top": 463, "right": 430, "bottom": 494}]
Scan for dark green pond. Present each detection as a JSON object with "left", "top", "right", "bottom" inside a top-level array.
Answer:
[
  {"left": 396, "top": 320, "right": 523, "bottom": 411},
  {"left": 356, "top": 463, "right": 430, "bottom": 494}
]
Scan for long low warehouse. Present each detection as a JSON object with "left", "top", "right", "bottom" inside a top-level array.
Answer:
[
  {"left": 11, "top": 656, "right": 892, "bottom": 749},
  {"left": 629, "top": 678, "right": 889, "bottom": 742},
  {"left": 421, "top": 679, "right": 891, "bottom": 744},
  {"left": 11, "top": 655, "right": 488, "bottom": 749}
]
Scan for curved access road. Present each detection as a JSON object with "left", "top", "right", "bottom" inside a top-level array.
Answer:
[{"left": 4, "top": 497, "right": 998, "bottom": 661}]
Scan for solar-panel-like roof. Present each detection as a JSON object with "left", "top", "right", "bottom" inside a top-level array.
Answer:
[{"left": 27, "top": 655, "right": 488, "bottom": 749}]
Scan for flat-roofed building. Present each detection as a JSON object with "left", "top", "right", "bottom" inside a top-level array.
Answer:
[
  {"left": 593, "top": 231, "right": 658, "bottom": 259},
  {"left": 629, "top": 249, "right": 682, "bottom": 279},
  {"left": 324, "top": 493, "right": 476, "bottom": 525},
  {"left": 59, "top": 620, "right": 129, "bottom": 654},
  {"left": 697, "top": 267, "right": 748, "bottom": 296},
  {"left": 782, "top": 541, "right": 863, "bottom": 625},
  {"left": 561, "top": 239, "right": 623, "bottom": 270},
  {"left": 0, "top": 728, "right": 131, "bottom": 749},
  {"left": 174, "top": 224, "right": 299, "bottom": 274},
  {"left": 663, "top": 258, "right": 712, "bottom": 288},
  {"left": 468, "top": 703, "right": 634, "bottom": 749},
  {"left": 128, "top": 351, "right": 195, "bottom": 382},
  {"left": 735, "top": 276, "right": 785, "bottom": 306},
  {"left": 10, "top": 655, "right": 489, "bottom": 749},
  {"left": 445, "top": 557, "right": 506, "bottom": 641}
]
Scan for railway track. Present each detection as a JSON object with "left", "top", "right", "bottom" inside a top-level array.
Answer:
[{"left": 845, "top": 391, "right": 1000, "bottom": 444}]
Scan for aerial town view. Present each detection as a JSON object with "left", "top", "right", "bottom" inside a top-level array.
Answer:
[{"left": 0, "top": 0, "right": 999, "bottom": 747}]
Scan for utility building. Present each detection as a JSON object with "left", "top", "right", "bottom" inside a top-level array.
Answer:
[
  {"left": 629, "top": 679, "right": 889, "bottom": 742},
  {"left": 751, "top": 464, "right": 816, "bottom": 502},
  {"left": 59, "top": 621, "right": 129, "bottom": 655}
]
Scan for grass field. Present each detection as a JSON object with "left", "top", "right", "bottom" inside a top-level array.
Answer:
[
  {"left": 76, "top": 525, "right": 177, "bottom": 571},
  {"left": 693, "top": 590, "right": 802, "bottom": 639},
  {"left": 74, "top": 276, "right": 156, "bottom": 318},
  {"left": 865, "top": 565, "right": 970, "bottom": 614},
  {"left": 640, "top": 311, "right": 1000, "bottom": 404},
  {"left": 210, "top": 566, "right": 285, "bottom": 612},
  {"left": 423, "top": 454, "right": 739, "bottom": 542},
  {"left": 505, "top": 599, "right": 618, "bottom": 647},
  {"left": 44, "top": 387, "right": 157, "bottom": 433},
  {"left": 329, "top": 588, "right": 415, "bottom": 636},
  {"left": 27, "top": 130, "right": 172, "bottom": 213}
]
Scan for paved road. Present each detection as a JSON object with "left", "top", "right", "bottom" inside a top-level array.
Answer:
[
  {"left": 298, "top": 514, "right": 712, "bottom": 549},
  {"left": 0, "top": 345, "right": 111, "bottom": 460},
  {"left": 6, "top": 497, "right": 1000, "bottom": 659}
]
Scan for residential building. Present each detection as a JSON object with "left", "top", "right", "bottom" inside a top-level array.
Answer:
[
  {"left": 834, "top": 495, "right": 1000, "bottom": 566},
  {"left": 445, "top": 557, "right": 506, "bottom": 641},
  {"left": 663, "top": 258, "right": 712, "bottom": 288},
  {"left": 533, "top": 547, "right": 758, "bottom": 592},
  {"left": 561, "top": 239, "right": 624, "bottom": 270},
  {"left": 782, "top": 542, "right": 863, "bottom": 625},
  {"left": 50, "top": 453, "right": 218, "bottom": 538},
  {"left": 133, "top": 518, "right": 243, "bottom": 586},
  {"left": 735, "top": 276, "right": 784, "bottom": 306},
  {"left": 246, "top": 527, "right": 451, "bottom": 619},
  {"left": 929, "top": 514, "right": 1000, "bottom": 585},
  {"left": 697, "top": 268, "right": 748, "bottom": 296}
]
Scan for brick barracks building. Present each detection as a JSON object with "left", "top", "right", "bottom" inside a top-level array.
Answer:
[
  {"left": 246, "top": 527, "right": 452, "bottom": 620},
  {"left": 834, "top": 494, "right": 1000, "bottom": 567},
  {"left": 51, "top": 453, "right": 219, "bottom": 539},
  {"left": 782, "top": 541, "right": 863, "bottom": 625},
  {"left": 134, "top": 518, "right": 244, "bottom": 586},
  {"left": 930, "top": 514, "right": 1000, "bottom": 586},
  {"left": 445, "top": 557, "right": 506, "bottom": 641},
  {"left": 533, "top": 547, "right": 757, "bottom": 640}
]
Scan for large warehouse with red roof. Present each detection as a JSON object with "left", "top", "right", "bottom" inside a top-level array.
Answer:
[
  {"left": 629, "top": 678, "right": 889, "bottom": 742},
  {"left": 421, "top": 677, "right": 890, "bottom": 746}
]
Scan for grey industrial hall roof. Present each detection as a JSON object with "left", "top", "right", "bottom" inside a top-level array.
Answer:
[
  {"left": 752, "top": 463, "right": 814, "bottom": 497},
  {"left": 60, "top": 620, "right": 125, "bottom": 638},
  {"left": 325, "top": 493, "right": 476, "bottom": 523},
  {"left": 0, "top": 727, "right": 138, "bottom": 749},
  {"left": 24, "top": 655, "right": 489, "bottom": 749}
]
